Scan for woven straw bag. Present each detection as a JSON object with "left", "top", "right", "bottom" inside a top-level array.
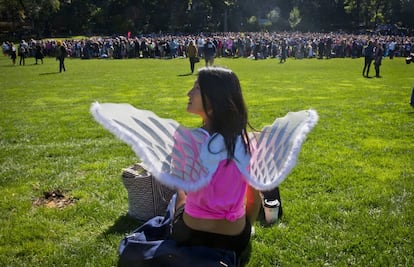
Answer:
[{"left": 122, "top": 163, "right": 175, "bottom": 221}]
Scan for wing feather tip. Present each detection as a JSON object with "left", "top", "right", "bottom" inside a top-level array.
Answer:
[{"left": 248, "top": 109, "right": 319, "bottom": 189}]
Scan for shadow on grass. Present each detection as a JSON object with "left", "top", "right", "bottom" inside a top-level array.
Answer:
[
  {"left": 103, "top": 214, "right": 143, "bottom": 236},
  {"left": 177, "top": 73, "right": 193, "bottom": 77},
  {"left": 1, "top": 63, "right": 48, "bottom": 68},
  {"left": 39, "top": 72, "right": 60, "bottom": 75}
]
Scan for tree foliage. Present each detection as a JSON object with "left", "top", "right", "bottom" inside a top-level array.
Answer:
[
  {"left": 1, "top": 0, "right": 412, "bottom": 37},
  {"left": 288, "top": 6, "right": 301, "bottom": 30}
]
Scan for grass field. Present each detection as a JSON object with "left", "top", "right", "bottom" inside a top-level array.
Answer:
[{"left": 1, "top": 54, "right": 413, "bottom": 266}]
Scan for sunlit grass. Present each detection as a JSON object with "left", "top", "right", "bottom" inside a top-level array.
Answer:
[{"left": 1, "top": 54, "right": 413, "bottom": 266}]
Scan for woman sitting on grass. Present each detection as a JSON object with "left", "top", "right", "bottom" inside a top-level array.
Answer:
[
  {"left": 170, "top": 66, "right": 262, "bottom": 259},
  {"left": 92, "top": 66, "right": 318, "bottom": 266}
]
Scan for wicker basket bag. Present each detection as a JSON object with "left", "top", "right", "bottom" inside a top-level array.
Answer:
[{"left": 122, "top": 163, "right": 175, "bottom": 221}]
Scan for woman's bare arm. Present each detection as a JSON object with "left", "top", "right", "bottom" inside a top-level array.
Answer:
[{"left": 245, "top": 185, "right": 261, "bottom": 225}]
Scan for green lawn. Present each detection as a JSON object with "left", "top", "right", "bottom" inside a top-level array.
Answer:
[{"left": 1, "top": 54, "right": 413, "bottom": 266}]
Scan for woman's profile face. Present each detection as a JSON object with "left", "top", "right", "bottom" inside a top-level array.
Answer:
[{"left": 187, "top": 80, "right": 206, "bottom": 117}]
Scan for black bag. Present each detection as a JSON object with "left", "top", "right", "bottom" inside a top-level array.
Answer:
[
  {"left": 194, "top": 57, "right": 200, "bottom": 63},
  {"left": 410, "top": 87, "right": 414, "bottom": 108}
]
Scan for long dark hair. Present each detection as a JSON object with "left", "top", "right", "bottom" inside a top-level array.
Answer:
[{"left": 197, "top": 66, "right": 251, "bottom": 160}]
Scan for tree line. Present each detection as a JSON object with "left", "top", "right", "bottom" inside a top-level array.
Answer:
[{"left": 1, "top": 0, "right": 413, "bottom": 38}]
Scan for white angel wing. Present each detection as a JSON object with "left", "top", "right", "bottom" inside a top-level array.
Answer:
[
  {"left": 91, "top": 102, "right": 318, "bottom": 192},
  {"left": 90, "top": 102, "right": 213, "bottom": 191},
  {"left": 246, "top": 110, "right": 318, "bottom": 191}
]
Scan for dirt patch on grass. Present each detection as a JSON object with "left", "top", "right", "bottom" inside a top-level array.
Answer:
[{"left": 33, "top": 190, "right": 76, "bottom": 209}]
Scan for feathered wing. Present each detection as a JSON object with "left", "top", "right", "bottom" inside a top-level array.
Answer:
[
  {"left": 90, "top": 102, "right": 213, "bottom": 191},
  {"left": 91, "top": 102, "right": 318, "bottom": 192},
  {"left": 245, "top": 110, "right": 319, "bottom": 191}
]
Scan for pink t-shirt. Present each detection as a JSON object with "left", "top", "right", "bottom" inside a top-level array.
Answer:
[{"left": 185, "top": 160, "right": 248, "bottom": 222}]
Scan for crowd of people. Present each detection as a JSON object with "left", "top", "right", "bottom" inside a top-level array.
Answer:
[{"left": 2, "top": 31, "right": 414, "bottom": 64}]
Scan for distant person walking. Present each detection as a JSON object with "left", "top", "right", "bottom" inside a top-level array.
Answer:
[
  {"left": 203, "top": 38, "right": 216, "bottom": 67},
  {"left": 362, "top": 40, "right": 374, "bottom": 78},
  {"left": 374, "top": 42, "right": 384, "bottom": 78},
  {"left": 35, "top": 43, "right": 44, "bottom": 64},
  {"left": 56, "top": 41, "right": 67, "bottom": 72},
  {"left": 2, "top": 41, "right": 10, "bottom": 56},
  {"left": 388, "top": 39, "right": 396, "bottom": 59},
  {"left": 9, "top": 42, "right": 17, "bottom": 65},
  {"left": 280, "top": 39, "right": 287, "bottom": 63},
  {"left": 197, "top": 36, "right": 205, "bottom": 58},
  {"left": 186, "top": 40, "right": 198, "bottom": 74},
  {"left": 18, "top": 40, "right": 27, "bottom": 66}
]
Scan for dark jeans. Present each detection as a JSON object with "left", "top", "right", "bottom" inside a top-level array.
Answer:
[
  {"left": 374, "top": 62, "right": 381, "bottom": 77},
  {"left": 363, "top": 57, "right": 373, "bottom": 77},
  {"left": 204, "top": 56, "right": 214, "bottom": 66},
  {"left": 170, "top": 206, "right": 251, "bottom": 258},
  {"left": 59, "top": 58, "right": 66, "bottom": 72},
  {"left": 19, "top": 55, "right": 25, "bottom": 65},
  {"left": 189, "top": 57, "right": 196, "bottom": 73}
]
